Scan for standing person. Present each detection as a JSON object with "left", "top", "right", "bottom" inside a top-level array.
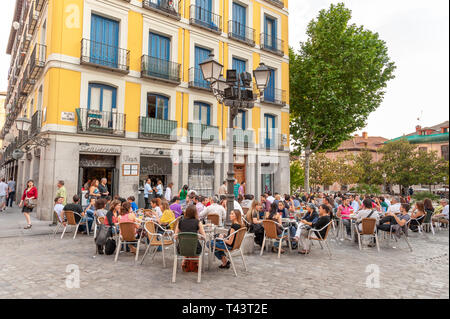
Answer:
[
  {"left": 238, "top": 182, "right": 245, "bottom": 197},
  {"left": 19, "top": 180, "right": 38, "bottom": 229},
  {"left": 169, "top": 196, "right": 183, "bottom": 218},
  {"left": 0, "top": 178, "right": 9, "bottom": 212},
  {"left": 98, "top": 178, "right": 109, "bottom": 199},
  {"left": 218, "top": 181, "right": 227, "bottom": 196},
  {"left": 179, "top": 185, "right": 188, "bottom": 206},
  {"left": 55, "top": 180, "right": 67, "bottom": 206},
  {"left": 88, "top": 179, "right": 101, "bottom": 201},
  {"left": 233, "top": 180, "right": 240, "bottom": 199},
  {"left": 155, "top": 180, "right": 164, "bottom": 199},
  {"left": 165, "top": 182, "right": 173, "bottom": 202},
  {"left": 144, "top": 178, "right": 153, "bottom": 209},
  {"left": 7, "top": 178, "right": 16, "bottom": 208}
]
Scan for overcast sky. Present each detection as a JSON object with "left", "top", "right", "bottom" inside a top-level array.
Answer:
[{"left": 1, "top": 0, "right": 449, "bottom": 139}]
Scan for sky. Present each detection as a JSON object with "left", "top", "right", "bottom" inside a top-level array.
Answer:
[{"left": 1, "top": 0, "right": 449, "bottom": 139}]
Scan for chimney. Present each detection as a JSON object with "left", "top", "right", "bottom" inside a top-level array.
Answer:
[
  {"left": 362, "top": 132, "right": 368, "bottom": 139},
  {"left": 416, "top": 125, "right": 422, "bottom": 133}
]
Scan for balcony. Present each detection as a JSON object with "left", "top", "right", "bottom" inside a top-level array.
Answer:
[
  {"left": 81, "top": 38, "right": 130, "bottom": 74},
  {"left": 264, "top": 0, "right": 284, "bottom": 8},
  {"left": 260, "top": 33, "right": 285, "bottom": 56},
  {"left": 189, "top": 5, "right": 222, "bottom": 34},
  {"left": 139, "top": 117, "right": 178, "bottom": 141},
  {"left": 35, "top": 0, "right": 45, "bottom": 12},
  {"left": 141, "top": 55, "right": 181, "bottom": 84},
  {"left": 142, "top": 0, "right": 182, "bottom": 21},
  {"left": 28, "top": 6, "right": 39, "bottom": 35},
  {"left": 22, "top": 66, "right": 36, "bottom": 94},
  {"left": 188, "top": 68, "right": 212, "bottom": 91},
  {"left": 76, "top": 108, "right": 126, "bottom": 137},
  {"left": 23, "top": 26, "right": 32, "bottom": 52},
  {"left": 228, "top": 20, "right": 255, "bottom": 47},
  {"left": 19, "top": 81, "right": 28, "bottom": 103},
  {"left": 29, "top": 44, "right": 46, "bottom": 79},
  {"left": 188, "top": 123, "right": 219, "bottom": 144},
  {"left": 31, "top": 110, "right": 42, "bottom": 137},
  {"left": 260, "top": 88, "right": 287, "bottom": 106},
  {"left": 261, "top": 132, "right": 288, "bottom": 151},
  {"left": 233, "top": 129, "right": 254, "bottom": 148},
  {"left": 18, "top": 129, "right": 29, "bottom": 147}
]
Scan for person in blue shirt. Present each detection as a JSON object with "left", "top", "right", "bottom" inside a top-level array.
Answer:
[
  {"left": 127, "top": 196, "right": 138, "bottom": 212},
  {"left": 233, "top": 179, "right": 240, "bottom": 199}
]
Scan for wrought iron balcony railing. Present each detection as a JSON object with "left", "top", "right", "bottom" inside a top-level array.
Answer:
[
  {"left": 260, "top": 88, "right": 287, "bottom": 106},
  {"left": 141, "top": 55, "right": 181, "bottom": 84},
  {"left": 28, "top": 5, "right": 39, "bottom": 35},
  {"left": 81, "top": 38, "right": 130, "bottom": 74},
  {"left": 189, "top": 5, "right": 222, "bottom": 33},
  {"left": 188, "top": 68, "right": 212, "bottom": 91},
  {"left": 260, "top": 33, "right": 285, "bottom": 56},
  {"left": 142, "top": 0, "right": 182, "bottom": 20},
  {"left": 76, "top": 108, "right": 126, "bottom": 137},
  {"left": 29, "top": 44, "right": 46, "bottom": 79},
  {"left": 233, "top": 128, "right": 254, "bottom": 148},
  {"left": 35, "top": 0, "right": 45, "bottom": 12},
  {"left": 139, "top": 117, "right": 178, "bottom": 140},
  {"left": 31, "top": 110, "right": 42, "bottom": 137},
  {"left": 228, "top": 20, "right": 255, "bottom": 46},
  {"left": 188, "top": 122, "right": 219, "bottom": 144}
]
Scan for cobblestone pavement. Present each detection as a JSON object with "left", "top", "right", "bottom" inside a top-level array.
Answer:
[{"left": 0, "top": 218, "right": 448, "bottom": 299}]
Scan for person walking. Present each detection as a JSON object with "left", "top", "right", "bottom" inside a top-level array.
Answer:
[
  {"left": 19, "top": 180, "right": 38, "bottom": 229},
  {"left": 7, "top": 178, "right": 16, "bottom": 208},
  {"left": 218, "top": 181, "right": 227, "bottom": 196},
  {"left": 0, "top": 178, "right": 9, "bottom": 212},
  {"left": 165, "top": 182, "right": 173, "bottom": 202},
  {"left": 55, "top": 180, "right": 67, "bottom": 206},
  {"left": 144, "top": 178, "right": 153, "bottom": 209}
]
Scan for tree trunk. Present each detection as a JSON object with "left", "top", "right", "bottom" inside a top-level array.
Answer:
[{"left": 304, "top": 147, "right": 311, "bottom": 193}]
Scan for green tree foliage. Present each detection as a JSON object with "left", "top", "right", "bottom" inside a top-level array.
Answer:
[
  {"left": 309, "top": 153, "right": 336, "bottom": 190},
  {"left": 354, "top": 150, "right": 384, "bottom": 185},
  {"left": 413, "top": 149, "right": 449, "bottom": 190},
  {"left": 289, "top": 3, "right": 396, "bottom": 192},
  {"left": 290, "top": 161, "right": 305, "bottom": 193}
]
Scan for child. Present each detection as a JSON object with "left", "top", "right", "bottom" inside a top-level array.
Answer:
[{"left": 127, "top": 196, "right": 138, "bottom": 212}]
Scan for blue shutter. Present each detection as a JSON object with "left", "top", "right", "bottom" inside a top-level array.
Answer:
[
  {"left": 196, "top": 0, "right": 212, "bottom": 26},
  {"left": 88, "top": 83, "right": 117, "bottom": 114},
  {"left": 265, "top": 69, "right": 275, "bottom": 102},
  {"left": 90, "top": 14, "right": 119, "bottom": 68},
  {"left": 264, "top": 16, "right": 277, "bottom": 50},
  {"left": 233, "top": 3, "right": 246, "bottom": 40},
  {"left": 149, "top": 33, "right": 171, "bottom": 79},
  {"left": 264, "top": 114, "right": 275, "bottom": 148},
  {"left": 194, "top": 102, "right": 211, "bottom": 125},
  {"left": 195, "top": 46, "right": 211, "bottom": 89}
]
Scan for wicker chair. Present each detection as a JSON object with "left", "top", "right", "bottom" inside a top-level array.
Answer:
[
  {"left": 52, "top": 211, "right": 66, "bottom": 239},
  {"left": 212, "top": 227, "right": 248, "bottom": 276},
  {"left": 140, "top": 221, "right": 174, "bottom": 268},
  {"left": 62, "top": 211, "right": 88, "bottom": 240},
  {"left": 206, "top": 214, "right": 220, "bottom": 226},
  {"left": 260, "top": 220, "right": 292, "bottom": 258},
  {"left": 114, "top": 222, "right": 141, "bottom": 263},
  {"left": 354, "top": 218, "right": 380, "bottom": 252}
]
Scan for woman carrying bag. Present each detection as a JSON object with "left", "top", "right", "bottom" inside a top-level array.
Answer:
[{"left": 19, "top": 180, "right": 38, "bottom": 229}]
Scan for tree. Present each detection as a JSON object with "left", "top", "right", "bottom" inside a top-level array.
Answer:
[
  {"left": 354, "top": 150, "right": 384, "bottom": 185},
  {"left": 290, "top": 160, "right": 305, "bottom": 193},
  {"left": 333, "top": 153, "right": 359, "bottom": 187},
  {"left": 413, "top": 149, "right": 449, "bottom": 190},
  {"left": 309, "top": 153, "right": 335, "bottom": 190},
  {"left": 289, "top": 3, "right": 396, "bottom": 192}
]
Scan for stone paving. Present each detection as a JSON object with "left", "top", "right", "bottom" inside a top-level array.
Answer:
[{"left": 0, "top": 209, "right": 448, "bottom": 299}]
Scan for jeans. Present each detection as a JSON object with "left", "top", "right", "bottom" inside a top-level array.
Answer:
[
  {"left": 144, "top": 197, "right": 150, "bottom": 209},
  {"left": 7, "top": 191, "right": 15, "bottom": 207},
  {"left": 210, "top": 239, "right": 232, "bottom": 260},
  {"left": 80, "top": 214, "right": 94, "bottom": 232},
  {"left": 342, "top": 219, "right": 352, "bottom": 236}
]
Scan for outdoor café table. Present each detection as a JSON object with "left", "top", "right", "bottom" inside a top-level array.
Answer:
[
  {"left": 282, "top": 218, "right": 298, "bottom": 228},
  {"left": 203, "top": 225, "right": 228, "bottom": 270}
]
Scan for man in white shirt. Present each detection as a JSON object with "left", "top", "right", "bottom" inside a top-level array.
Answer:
[
  {"left": 433, "top": 199, "right": 449, "bottom": 225},
  {"left": 144, "top": 179, "right": 153, "bottom": 209},
  {"left": 351, "top": 195, "right": 361, "bottom": 213},
  {"left": 218, "top": 181, "right": 227, "bottom": 196},
  {"left": 221, "top": 198, "right": 243, "bottom": 216},
  {"left": 0, "top": 178, "right": 9, "bottom": 212},
  {"left": 201, "top": 197, "right": 227, "bottom": 225},
  {"left": 385, "top": 197, "right": 392, "bottom": 206},
  {"left": 164, "top": 182, "right": 173, "bottom": 201},
  {"left": 387, "top": 197, "right": 401, "bottom": 214},
  {"left": 54, "top": 197, "right": 66, "bottom": 226},
  {"left": 266, "top": 193, "right": 275, "bottom": 204}
]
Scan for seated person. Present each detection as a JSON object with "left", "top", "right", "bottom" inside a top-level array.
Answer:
[
  {"left": 210, "top": 210, "right": 244, "bottom": 269},
  {"left": 377, "top": 203, "right": 411, "bottom": 237},
  {"left": 336, "top": 197, "right": 354, "bottom": 238},
  {"left": 94, "top": 198, "right": 108, "bottom": 218},
  {"left": 240, "top": 195, "right": 254, "bottom": 210},
  {"left": 169, "top": 196, "right": 183, "bottom": 218},
  {"left": 293, "top": 204, "right": 319, "bottom": 242},
  {"left": 246, "top": 200, "right": 264, "bottom": 227},
  {"left": 156, "top": 200, "right": 176, "bottom": 230},
  {"left": 298, "top": 204, "right": 332, "bottom": 255},
  {"left": 277, "top": 201, "right": 289, "bottom": 218},
  {"left": 104, "top": 200, "right": 121, "bottom": 235},
  {"left": 410, "top": 201, "right": 426, "bottom": 232},
  {"left": 201, "top": 197, "right": 227, "bottom": 226},
  {"left": 54, "top": 197, "right": 66, "bottom": 226},
  {"left": 84, "top": 197, "right": 96, "bottom": 225},
  {"left": 355, "top": 198, "right": 381, "bottom": 233},
  {"left": 265, "top": 202, "right": 286, "bottom": 254},
  {"left": 127, "top": 196, "right": 139, "bottom": 213},
  {"left": 63, "top": 195, "right": 91, "bottom": 232},
  {"left": 433, "top": 199, "right": 449, "bottom": 226},
  {"left": 117, "top": 203, "right": 139, "bottom": 254}
]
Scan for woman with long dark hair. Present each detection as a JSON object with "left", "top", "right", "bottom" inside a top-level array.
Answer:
[{"left": 19, "top": 180, "right": 38, "bottom": 229}]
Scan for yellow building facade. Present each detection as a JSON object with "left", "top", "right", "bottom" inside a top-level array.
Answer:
[{"left": 2, "top": 0, "right": 289, "bottom": 220}]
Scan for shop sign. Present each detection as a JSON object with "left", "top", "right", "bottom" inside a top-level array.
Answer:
[{"left": 79, "top": 144, "right": 121, "bottom": 154}]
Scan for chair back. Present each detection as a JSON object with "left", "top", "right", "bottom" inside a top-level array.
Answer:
[
  {"left": 262, "top": 220, "right": 279, "bottom": 239},
  {"left": 361, "top": 218, "right": 377, "bottom": 235},
  {"left": 64, "top": 211, "right": 77, "bottom": 225},
  {"left": 177, "top": 232, "right": 201, "bottom": 257},
  {"left": 170, "top": 216, "right": 181, "bottom": 230},
  {"left": 119, "top": 222, "right": 137, "bottom": 242},
  {"left": 207, "top": 214, "right": 220, "bottom": 226},
  {"left": 144, "top": 221, "right": 163, "bottom": 244},
  {"left": 231, "top": 227, "right": 247, "bottom": 251},
  {"left": 321, "top": 221, "right": 333, "bottom": 240}
]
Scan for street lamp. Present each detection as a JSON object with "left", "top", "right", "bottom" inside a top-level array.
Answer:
[
  {"left": 15, "top": 117, "right": 31, "bottom": 131},
  {"left": 199, "top": 55, "right": 270, "bottom": 225},
  {"left": 15, "top": 117, "right": 49, "bottom": 148}
]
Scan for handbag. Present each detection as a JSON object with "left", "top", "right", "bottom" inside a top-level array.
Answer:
[
  {"left": 104, "top": 237, "right": 117, "bottom": 255},
  {"left": 95, "top": 224, "right": 111, "bottom": 246},
  {"left": 24, "top": 188, "right": 37, "bottom": 209}
]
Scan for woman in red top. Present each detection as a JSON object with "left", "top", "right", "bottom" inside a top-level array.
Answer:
[{"left": 19, "top": 180, "right": 38, "bottom": 229}]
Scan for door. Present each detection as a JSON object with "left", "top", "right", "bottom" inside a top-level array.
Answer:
[
  {"left": 264, "top": 15, "right": 277, "bottom": 50},
  {"left": 149, "top": 32, "right": 170, "bottom": 78},
  {"left": 264, "top": 114, "right": 275, "bottom": 148},
  {"left": 234, "top": 164, "right": 246, "bottom": 185},
  {"left": 265, "top": 69, "right": 275, "bottom": 102},
  {"left": 88, "top": 84, "right": 117, "bottom": 128},
  {"left": 232, "top": 2, "right": 246, "bottom": 40},
  {"left": 196, "top": 0, "right": 212, "bottom": 26},
  {"left": 90, "top": 14, "right": 119, "bottom": 68},
  {"left": 195, "top": 46, "right": 211, "bottom": 88},
  {"left": 194, "top": 102, "right": 211, "bottom": 125}
]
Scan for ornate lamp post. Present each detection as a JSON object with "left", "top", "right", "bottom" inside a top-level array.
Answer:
[{"left": 199, "top": 54, "right": 270, "bottom": 224}]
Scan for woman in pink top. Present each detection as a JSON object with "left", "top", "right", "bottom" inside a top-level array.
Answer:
[
  {"left": 118, "top": 202, "right": 139, "bottom": 254},
  {"left": 337, "top": 197, "right": 354, "bottom": 238}
]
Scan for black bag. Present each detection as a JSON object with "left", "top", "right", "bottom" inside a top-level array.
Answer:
[
  {"left": 95, "top": 224, "right": 111, "bottom": 246},
  {"left": 253, "top": 224, "right": 264, "bottom": 246},
  {"left": 104, "top": 238, "right": 117, "bottom": 255}
]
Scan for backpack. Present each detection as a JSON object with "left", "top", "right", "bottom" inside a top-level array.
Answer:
[
  {"left": 104, "top": 238, "right": 117, "bottom": 255},
  {"left": 253, "top": 224, "right": 264, "bottom": 247}
]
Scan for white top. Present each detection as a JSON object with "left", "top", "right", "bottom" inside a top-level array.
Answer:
[
  {"left": 442, "top": 205, "right": 449, "bottom": 219},
  {"left": 154, "top": 206, "right": 163, "bottom": 218},
  {"left": 164, "top": 187, "right": 172, "bottom": 201},
  {"left": 0, "top": 182, "right": 8, "bottom": 196},
  {"left": 144, "top": 183, "right": 152, "bottom": 198},
  {"left": 351, "top": 200, "right": 360, "bottom": 212},
  {"left": 355, "top": 209, "right": 380, "bottom": 232},
  {"left": 156, "top": 184, "right": 163, "bottom": 196},
  {"left": 266, "top": 196, "right": 275, "bottom": 204},
  {"left": 234, "top": 200, "right": 243, "bottom": 214},
  {"left": 201, "top": 203, "right": 227, "bottom": 225},
  {"left": 54, "top": 204, "right": 65, "bottom": 222},
  {"left": 387, "top": 203, "right": 401, "bottom": 214}
]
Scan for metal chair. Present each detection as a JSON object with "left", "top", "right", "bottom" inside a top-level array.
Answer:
[
  {"left": 307, "top": 221, "right": 333, "bottom": 258},
  {"left": 260, "top": 220, "right": 292, "bottom": 258},
  {"left": 212, "top": 227, "right": 248, "bottom": 277},
  {"left": 419, "top": 211, "right": 435, "bottom": 235},
  {"left": 61, "top": 211, "right": 89, "bottom": 240},
  {"left": 380, "top": 220, "right": 413, "bottom": 252},
  {"left": 409, "top": 215, "right": 426, "bottom": 234},
  {"left": 52, "top": 211, "right": 66, "bottom": 238},
  {"left": 206, "top": 214, "right": 220, "bottom": 226},
  {"left": 114, "top": 222, "right": 142, "bottom": 263},
  {"left": 172, "top": 232, "right": 206, "bottom": 283},
  {"left": 140, "top": 221, "right": 174, "bottom": 268},
  {"left": 93, "top": 216, "right": 105, "bottom": 239},
  {"left": 354, "top": 218, "right": 380, "bottom": 252}
]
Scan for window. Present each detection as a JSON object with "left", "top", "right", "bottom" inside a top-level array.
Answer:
[
  {"left": 264, "top": 114, "right": 275, "bottom": 148},
  {"left": 147, "top": 94, "right": 169, "bottom": 120},
  {"left": 37, "top": 86, "right": 43, "bottom": 111},
  {"left": 90, "top": 14, "right": 119, "bottom": 67},
  {"left": 264, "top": 15, "right": 277, "bottom": 49},
  {"left": 194, "top": 46, "right": 211, "bottom": 88},
  {"left": 232, "top": 2, "right": 247, "bottom": 40},
  {"left": 88, "top": 83, "right": 117, "bottom": 113},
  {"left": 442, "top": 145, "right": 449, "bottom": 161},
  {"left": 194, "top": 102, "right": 211, "bottom": 125},
  {"left": 234, "top": 110, "right": 246, "bottom": 130},
  {"left": 264, "top": 69, "right": 276, "bottom": 102},
  {"left": 41, "top": 20, "right": 47, "bottom": 45},
  {"left": 149, "top": 32, "right": 170, "bottom": 61}
]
